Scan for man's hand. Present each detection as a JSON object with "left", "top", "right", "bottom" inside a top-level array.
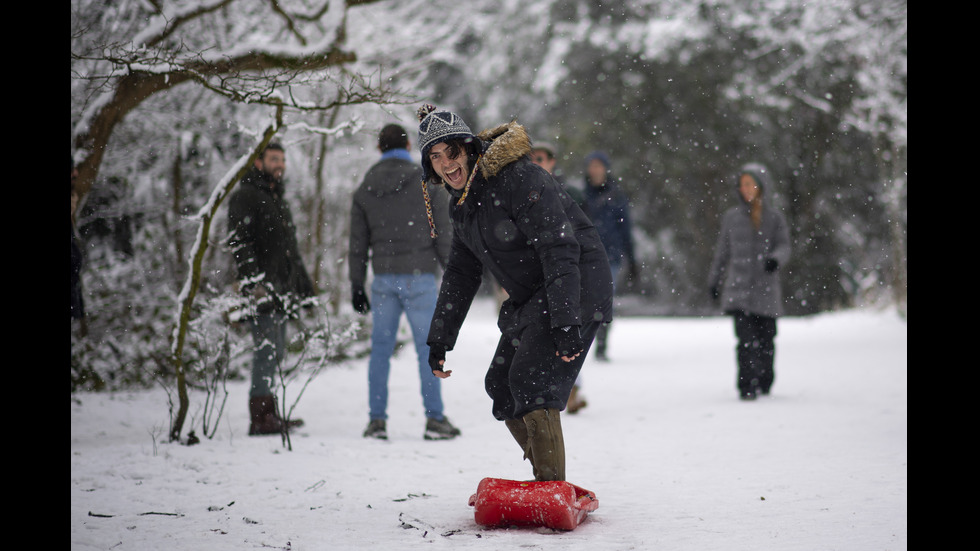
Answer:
[
  {"left": 428, "top": 343, "right": 452, "bottom": 378},
  {"left": 552, "top": 325, "right": 584, "bottom": 363},
  {"left": 351, "top": 284, "right": 370, "bottom": 314}
]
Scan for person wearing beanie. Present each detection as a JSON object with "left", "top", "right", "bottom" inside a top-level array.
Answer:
[
  {"left": 707, "top": 162, "right": 791, "bottom": 400},
  {"left": 581, "top": 151, "right": 636, "bottom": 362},
  {"left": 416, "top": 104, "right": 614, "bottom": 482},
  {"left": 348, "top": 123, "right": 459, "bottom": 441}
]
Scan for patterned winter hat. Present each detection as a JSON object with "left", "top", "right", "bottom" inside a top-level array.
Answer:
[
  {"left": 417, "top": 104, "right": 474, "bottom": 178},
  {"left": 416, "top": 104, "right": 475, "bottom": 239}
]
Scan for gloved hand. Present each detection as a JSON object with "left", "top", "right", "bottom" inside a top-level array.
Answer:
[
  {"left": 551, "top": 325, "right": 584, "bottom": 361},
  {"left": 428, "top": 343, "right": 450, "bottom": 377},
  {"left": 351, "top": 284, "right": 370, "bottom": 314},
  {"left": 764, "top": 258, "right": 779, "bottom": 273}
]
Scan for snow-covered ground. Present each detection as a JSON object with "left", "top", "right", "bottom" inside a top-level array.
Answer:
[{"left": 71, "top": 299, "right": 907, "bottom": 550}]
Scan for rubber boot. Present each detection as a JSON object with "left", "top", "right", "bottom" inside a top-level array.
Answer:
[
  {"left": 504, "top": 418, "right": 536, "bottom": 476},
  {"left": 523, "top": 408, "right": 565, "bottom": 481},
  {"left": 567, "top": 385, "right": 587, "bottom": 414},
  {"left": 736, "top": 346, "right": 761, "bottom": 400},
  {"left": 759, "top": 346, "right": 775, "bottom": 395}
]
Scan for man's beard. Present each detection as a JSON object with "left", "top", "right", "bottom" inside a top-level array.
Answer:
[{"left": 260, "top": 168, "right": 283, "bottom": 185}]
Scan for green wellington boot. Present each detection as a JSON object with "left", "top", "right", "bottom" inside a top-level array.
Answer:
[{"left": 522, "top": 408, "right": 565, "bottom": 481}]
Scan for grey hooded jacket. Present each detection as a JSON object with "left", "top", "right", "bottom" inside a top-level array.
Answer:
[
  {"left": 349, "top": 155, "right": 451, "bottom": 287},
  {"left": 707, "top": 163, "right": 791, "bottom": 318}
]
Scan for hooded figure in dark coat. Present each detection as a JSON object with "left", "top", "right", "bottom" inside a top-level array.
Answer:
[
  {"left": 708, "top": 162, "right": 791, "bottom": 400},
  {"left": 417, "top": 104, "right": 613, "bottom": 482}
]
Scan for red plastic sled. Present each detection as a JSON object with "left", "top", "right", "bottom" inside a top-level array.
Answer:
[{"left": 468, "top": 477, "right": 598, "bottom": 531}]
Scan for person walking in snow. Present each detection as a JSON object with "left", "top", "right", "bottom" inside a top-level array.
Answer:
[
  {"left": 417, "top": 104, "right": 613, "bottom": 481},
  {"left": 707, "top": 162, "right": 791, "bottom": 400},
  {"left": 580, "top": 151, "right": 636, "bottom": 362},
  {"left": 349, "top": 123, "right": 460, "bottom": 441},
  {"left": 227, "top": 142, "right": 314, "bottom": 435}
]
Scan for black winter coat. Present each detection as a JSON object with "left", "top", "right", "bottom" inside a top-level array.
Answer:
[
  {"left": 228, "top": 168, "right": 315, "bottom": 314},
  {"left": 427, "top": 123, "right": 614, "bottom": 350},
  {"left": 582, "top": 179, "right": 635, "bottom": 266}
]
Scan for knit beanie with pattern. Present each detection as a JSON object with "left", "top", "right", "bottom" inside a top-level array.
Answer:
[{"left": 417, "top": 104, "right": 475, "bottom": 183}]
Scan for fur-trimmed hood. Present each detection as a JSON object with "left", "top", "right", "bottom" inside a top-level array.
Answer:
[{"left": 474, "top": 122, "right": 532, "bottom": 180}]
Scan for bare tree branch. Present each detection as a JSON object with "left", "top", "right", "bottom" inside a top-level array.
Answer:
[
  {"left": 71, "top": 0, "right": 393, "bottom": 198},
  {"left": 145, "top": 0, "right": 237, "bottom": 48}
]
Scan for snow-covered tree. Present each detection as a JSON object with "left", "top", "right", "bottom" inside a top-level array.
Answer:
[{"left": 71, "top": 0, "right": 401, "bottom": 197}]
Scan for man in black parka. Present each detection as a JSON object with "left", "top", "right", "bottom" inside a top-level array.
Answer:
[
  {"left": 228, "top": 143, "right": 315, "bottom": 435},
  {"left": 417, "top": 104, "right": 613, "bottom": 481}
]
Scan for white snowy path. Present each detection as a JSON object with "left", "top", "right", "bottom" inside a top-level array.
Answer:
[{"left": 71, "top": 300, "right": 907, "bottom": 550}]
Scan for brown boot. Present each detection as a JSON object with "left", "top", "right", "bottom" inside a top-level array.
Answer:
[
  {"left": 567, "top": 385, "right": 588, "bottom": 414},
  {"left": 248, "top": 395, "right": 304, "bottom": 436},
  {"left": 504, "top": 418, "right": 536, "bottom": 477},
  {"left": 523, "top": 408, "right": 565, "bottom": 481}
]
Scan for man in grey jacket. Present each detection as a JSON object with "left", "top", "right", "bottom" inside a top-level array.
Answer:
[{"left": 349, "top": 124, "right": 460, "bottom": 440}]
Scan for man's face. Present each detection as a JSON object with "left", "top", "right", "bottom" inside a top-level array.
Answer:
[
  {"left": 531, "top": 149, "right": 556, "bottom": 174},
  {"left": 255, "top": 149, "right": 286, "bottom": 183},
  {"left": 429, "top": 142, "right": 470, "bottom": 190},
  {"left": 587, "top": 158, "right": 607, "bottom": 186}
]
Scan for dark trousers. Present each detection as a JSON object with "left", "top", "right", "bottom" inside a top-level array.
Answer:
[
  {"left": 248, "top": 310, "right": 287, "bottom": 397},
  {"left": 594, "top": 260, "right": 621, "bottom": 358},
  {"left": 733, "top": 311, "right": 777, "bottom": 395},
  {"left": 485, "top": 319, "right": 602, "bottom": 421}
]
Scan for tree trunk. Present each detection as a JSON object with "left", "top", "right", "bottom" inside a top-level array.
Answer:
[{"left": 169, "top": 104, "right": 284, "bottom": 442}]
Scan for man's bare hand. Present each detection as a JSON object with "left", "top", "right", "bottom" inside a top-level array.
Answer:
[
  {"left": 432, "top": 362, "right": 452, "bottom": 379},
  {"left": 556, "top": 351, "right": 581, "bottom": 363}
]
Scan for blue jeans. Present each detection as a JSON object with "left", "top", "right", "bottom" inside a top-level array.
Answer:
[
  {"left": 368, "top": 274, "right": 444, "bottom": 421},
  {"left": 249, "top": 310, "right": 286, "bottom": 397}
]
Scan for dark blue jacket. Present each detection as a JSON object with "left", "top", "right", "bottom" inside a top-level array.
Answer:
[{"left": 582, "top": 179, "right": 635, "bottom": 266}]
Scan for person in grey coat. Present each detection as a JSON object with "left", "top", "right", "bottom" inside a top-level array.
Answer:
[
  {"left": 708, "top": 163, "right": 791, "bottom": 400},
  {"left": 349, "top": 123, "right": 460, "bottom": 441}
]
